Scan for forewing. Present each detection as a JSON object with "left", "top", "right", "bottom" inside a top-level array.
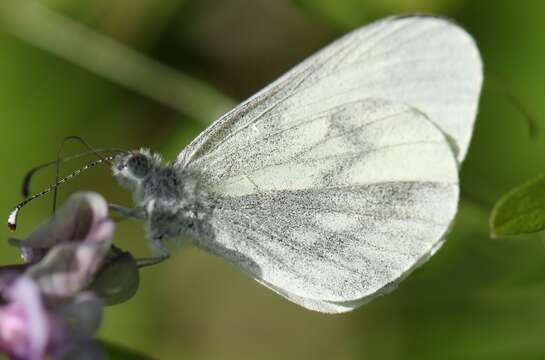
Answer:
[
  {"left": 187, "top": 99, "right": 459, "bottom": 312},
  {"left": 177, "top": 15, "right": 482, "bottom": 166}
]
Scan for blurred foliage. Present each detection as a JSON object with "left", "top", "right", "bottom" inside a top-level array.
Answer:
[
  {"left": 491, "top": 173, "right": 545, "bottom": 237},
  {"left": 292, "top": 0, "right": 461, "bottom": 29},
  {"left": 1, "top": 0, "right": 545, "bottom": 359},
  {"left": 101, "top": 340, "right": 153, "bottom": 359}
]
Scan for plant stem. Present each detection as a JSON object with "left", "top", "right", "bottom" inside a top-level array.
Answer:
[{"left": 1, "top": 0, "right": 236, "bottom": 124}]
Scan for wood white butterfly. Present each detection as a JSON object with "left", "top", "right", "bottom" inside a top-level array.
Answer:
[{"left": 112, "top": 15, "right": 482, "bottom": 313}]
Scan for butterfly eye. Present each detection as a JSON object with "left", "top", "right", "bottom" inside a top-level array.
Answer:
[{"left": 126, "top": 153, "right": 151, "bottom": 178}]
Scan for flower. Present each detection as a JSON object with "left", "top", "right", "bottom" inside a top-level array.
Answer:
[
  {"left": 25, "top": 215, "right": 114, "bottom": 300},
  {"left": 0, "top": 277, "right": 106, "bottom": 360},
  {"left": 0, "top": 276, "right": 49, "bottom": 360},
  {"left": 11, "top": 191, "right": 139, "bottom": 302},
  {"left": 0, "top": 191, "right": 140, "bottom": 359},
  {"left": 17, "top": 191, "right": 111, "bottom": 264}
]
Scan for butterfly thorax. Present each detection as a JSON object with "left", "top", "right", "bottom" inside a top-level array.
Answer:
[{"left": 112, "top": 149, "right": 213, "bottom": 247}]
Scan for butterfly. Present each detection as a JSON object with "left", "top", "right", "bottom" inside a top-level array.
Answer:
[{"left": 81, "top": 15, "right": 484, "bottom": 313}]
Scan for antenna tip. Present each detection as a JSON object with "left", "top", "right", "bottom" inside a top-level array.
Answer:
[{"left": 7, "top": 208, "right": 18, "bottom": 231}]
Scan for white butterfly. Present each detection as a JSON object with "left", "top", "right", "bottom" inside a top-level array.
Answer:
[{"left": 113, "top": 15, "right": 482, "bottom": 313}]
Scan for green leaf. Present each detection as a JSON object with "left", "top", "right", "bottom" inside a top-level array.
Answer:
[
  {"left": 100, "top": 340, "right": 154, "bottom": 360},
  {"left": 491, "top": 173, "right": 545, "bottom": 237}
]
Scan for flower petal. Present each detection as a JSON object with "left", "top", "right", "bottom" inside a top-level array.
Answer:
[
  {"left": 19, "top": 192, "right": 109, "bottom": 263},
  {"left": 47, "top": 293, "right": 104, "bottom": 359},
  {"left": 0, "top": 276, "right": 49, "bottom": 360},
  {"left": 26, "top": 220, "right": 114, "bottom": 300},
  {"left": 55, "top": 292, "right": 103, "bottom": 341},
  {"left": 0, "top": 264, "right": 29, "bottom": 294}
]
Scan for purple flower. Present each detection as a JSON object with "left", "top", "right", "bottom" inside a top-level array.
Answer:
[
  {"left": 18, "top": 191, "right": 112, "bottom": 264},
  {"left": 0, "top": 277, "right": 105, "bottom": 360},
  {"left": 26, "top": 215, "right": 114, "bottom": 300},
  {"left": 5, "top": 192, "right": 114, "bottom": 303},
  {"left": 0, "top": 276, "right": 49, "bottom": 360},
  {"left": 0, "top": 191, "right": 139, "bottom": 359}
]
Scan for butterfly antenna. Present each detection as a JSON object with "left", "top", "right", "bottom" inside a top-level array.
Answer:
[
  {"left": 22, "top": 148, "right": 127, "bottom": 197},
  {"left": 52, "top": 136, "right": 119, "bottom": 213},
  {"left": 8, "top": 155, "right": 116, "bottom": 231}
]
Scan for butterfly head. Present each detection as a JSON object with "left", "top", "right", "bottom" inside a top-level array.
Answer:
[{"left": 112, "top": 149, "right": 162, "bottom": 192}]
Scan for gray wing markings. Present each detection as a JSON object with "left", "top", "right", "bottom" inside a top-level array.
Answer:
[
  {"left": 290, "top": 141, "right": 445, "bottom": 164},
  {"left": 207, "top": 180, "right": 454, "bottom": 299},
  {"left": 213, "top": 141, "right": 446, "bottom": 185},
  {"left": 201, "top": 65, "right": 318, "bottom": 158},
  {"left": 199, "top": 111, "right": 331, "bottom": 172},
  {"left": 218, "top": 203, "right": 447, "bottom": 235},
  {"left": 215, "top": 182, "right": 451, "bottom": 229},
  {"left": 214, "top": 207, "right": 376, "bottom": 282},
  {"left": 211, "top": 210, "right": 321, "bottom": 282},
  {"left": 198, "top": 106, "right": 412, "bottom": 174}
]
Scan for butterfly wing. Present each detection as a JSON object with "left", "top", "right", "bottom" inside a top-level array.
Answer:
[
  {"left": 178, "top": 15, "right": 482, "bottom": 167},
  {"left": 176, "top": 16, "right": 481, "bottom": 312},
  {"left": 184, "top": 99, "right": 459, "bottom": 312}
]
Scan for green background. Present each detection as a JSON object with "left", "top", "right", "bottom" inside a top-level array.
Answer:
[{"left": 1, "top": 0, "right": 545, "bottom": 359}]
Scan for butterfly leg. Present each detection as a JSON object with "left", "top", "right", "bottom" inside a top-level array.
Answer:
[
  {"left": 136, "top": 253, "right": 170, "bottom": 268},
  {"left": 135, "top": 238, "right": 170, "bottom": 268}
]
